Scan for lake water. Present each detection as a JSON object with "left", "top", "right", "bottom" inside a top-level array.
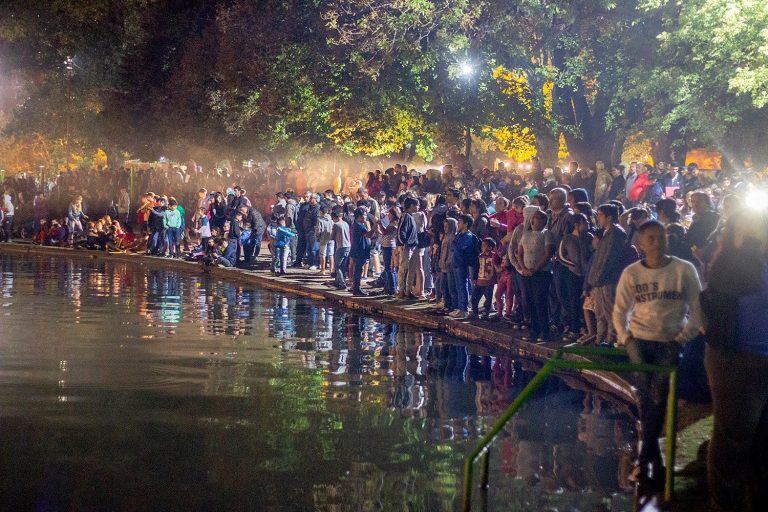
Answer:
[{"left": 0, "top": 254, "right": 635, "bottom": 511}]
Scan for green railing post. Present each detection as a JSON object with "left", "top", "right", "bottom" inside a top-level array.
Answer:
[
  {"left": 664, "top": 370, "right": 678, "bottom": 502},
  {"left": 480, "top": 451, "right": 490, "bottom": 490},
  {"left": 462, "top": 360, "right": 556, "bottom": 512},
  {"left": 462, "top": 345, "right": 681, "bottom": 510}
]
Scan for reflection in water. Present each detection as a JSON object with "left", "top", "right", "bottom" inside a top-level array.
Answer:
[{"left": 0, "top": 255, "right": 635, "bottom": 511}]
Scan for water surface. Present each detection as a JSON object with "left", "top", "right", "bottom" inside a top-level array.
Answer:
[{"left": 0, "top": 255, "right": 635, "bottom": 511}]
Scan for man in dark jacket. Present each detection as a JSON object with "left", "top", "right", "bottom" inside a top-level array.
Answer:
[
  {"left": 687, "top": 191, "right": 720, "bottom": 251},
  {"left": 607, "top": 166, "right": 626, "bottom": 201},
  {"left": 240, "top": 205, "right": 267, "bottom": 266},
  {"left": 587, "top": 203, "right": 632, "bottom": 345},
  {"left": 147, "top": 199, "right": 167, "bottom": 255},
  {"left": 292, "top": 191, "right": 311, "bottom": 267}
]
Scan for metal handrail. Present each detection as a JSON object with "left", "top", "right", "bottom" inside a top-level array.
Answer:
[{"left": 462, "top": 344, "right": 679, "bottom": 511}]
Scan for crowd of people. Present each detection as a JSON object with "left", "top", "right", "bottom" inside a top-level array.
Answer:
[{"left": 1, "top": 156, "right": 767, "bottom": 509}]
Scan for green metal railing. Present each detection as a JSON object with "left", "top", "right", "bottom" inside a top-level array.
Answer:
[{"left": 462, "top": 344, "right": 679, "bottom": 511}]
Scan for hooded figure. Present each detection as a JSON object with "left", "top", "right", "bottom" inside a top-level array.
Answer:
[
  {"left": 440, "top": 217, "right": 458, "bottom": 271},
  {"left": 508, "top": 205, "right": 541, "bottom": 270},
  {"left": 593, "top": 162, "right": 612, "bottom": 204}
]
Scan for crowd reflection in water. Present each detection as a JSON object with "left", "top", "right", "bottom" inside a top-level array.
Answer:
[{"left": 3, "top": 256, "right": 636, "bottom": 503}]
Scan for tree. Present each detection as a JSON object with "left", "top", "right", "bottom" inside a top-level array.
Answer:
[{"left": 630, "top": 0, "right": 768, "bottom": 168}]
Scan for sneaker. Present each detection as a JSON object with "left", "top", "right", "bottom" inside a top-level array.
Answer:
[
  {"left": 448, "top": 309, "right": 462, "bottom": 318},
  {"left": 309, "top": 265, "right": 318, "bottom": 271},
  {"left": 434, "top": 300, "right": 445, "bottom": 309},
  {"left": 453, "top": 311, "right": 469, "bottom": 320}
]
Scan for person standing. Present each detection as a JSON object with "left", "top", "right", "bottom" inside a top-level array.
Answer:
[
  {"left": 588, "top": 203, "right": 633, "bottom": 346},
  {"left": 163, "top": 198, "right": 183, "bottom": 257},
  {"left": 331, "top": 210, "right": 351, "bottom": 290},
  {"left": 117, "top": 186, "right": 131, "bottom": 227},
  {"left": 315, "top": 205, "right": 334, "bottom": 275},
  {"left": 240, "top": 205, "right": 266, "bottom": 266},
  {"left": 379, "top": 206, "right": 400, "bottom": 295},
  {"left": 517, "top": 209, "right": 555, "bottom": 341},
  {"left": 302, "top": 194, "right": 320, "bottom": 269},
  {"left": 449, "top": 214, "right": 480, "bottom": 320},
  {"left": 350, "top": 207, "right": 373, "bottom": 296},
  {"left": 1, "top": 189, "right": 14, "bottom": 242},
  {"left": 547, "top": 188, "right": 574, "bottom": 335},
  {"left": 613, "top": 220, "right": 702, "bottom": 496},
  {"left": 67, "top": 195, "right": 87, "bottom": 245},
  {"left": 396, "top": 197, "right": 419, "bottom": 298},
  {"left": 271, "top": 216, "right": 297, "bottom": 275},
  {"left": 701, "top": 209, "right": 768, "bottom": 512}
]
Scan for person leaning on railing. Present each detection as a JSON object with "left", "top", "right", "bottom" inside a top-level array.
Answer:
[{"left": 612, "top": 219, "right": 702, "bottom": 501}]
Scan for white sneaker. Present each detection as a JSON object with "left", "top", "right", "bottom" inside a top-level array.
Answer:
[
  {"left": 309, "top": 265, "right": 318, "bottom": 271},
  {"left": 448, "top": 309, "right": 462, "bottom": 318}
]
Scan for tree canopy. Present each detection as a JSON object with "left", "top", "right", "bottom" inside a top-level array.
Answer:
[{"left": 1, "top": 0, "right": 767, "bottom": 171}]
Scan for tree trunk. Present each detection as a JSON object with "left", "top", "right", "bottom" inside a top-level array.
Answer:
[{"left": 535, "top": 130, "right": 559, "bottom": 169}]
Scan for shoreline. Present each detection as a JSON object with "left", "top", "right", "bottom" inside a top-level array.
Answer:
[{"left": 0, "top": 241, "right": 637, "bottom": 405}]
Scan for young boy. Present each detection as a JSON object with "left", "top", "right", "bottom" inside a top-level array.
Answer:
[
  {"left": 613, "top": 219, "right": 702, "bottom": 494},
  {"left": 272, "top": 216, "right": 297, "bottom": 275},
  {"left": 449, "top": 214, "right": 480, "bottom": 320},
  {"left": 470, "top": 237, "right": 499, "bottom": 319}
]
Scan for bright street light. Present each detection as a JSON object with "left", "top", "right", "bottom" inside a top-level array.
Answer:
[{"left": 458, "top": 60, "right": 474, "bottom": 78}]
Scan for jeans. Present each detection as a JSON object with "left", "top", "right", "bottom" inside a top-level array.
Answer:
[
  {"left": 549, "top": 261, "right": 568, "bottom": 328},
  {"left": 67, "top": 218, "right": 82, "bottom": 244},
  {"left": 523, "top": 271, "right": 551, "bottom": 337},
  {"left": 245, "top": 234, "right": 263, "bottom": 264},
  {"left": 382, "top": 246, "right": 397, "bottom": 295},
  {"left": 514, "top": 270, "right": 530, "bottom": 323},
  {"left": 563, "top": 270, "right": 584, "bottom": 333},
  {"left": 272, "top": 245, "right": 289, "bottom": 273},
  {"left": 294, "top": 230, "right": 306, "bottom": 266},
  {"left": 333, "top": 247, "right": 350, "bottom": 289},
  {"left": 422, "top": 249, "right": 433, "bottom": 292},
  {"left": 593, "top": 284, "right": 617, "bottom": 344},
  {"left": 453, "top": 265, "right": 470, "bottom": 312},
  {"left": 471, "top": 284, "right": 494, "bottom": 313},
  {"left": 149, "top": 228, "right": 167, "bottom": 255},
  {"left": 166, "top": 227, "right": 180, "bottom": 256},
  {"left": 352, "top": 255, "right": 369, "bottom": 292},
  {"left": 304, "top": 231, "right": 318, "bottom": 266},
  {"left": 442, "top": 271, "right": 456, "bottom": 311},
  {"left": 626, "top": 339, "right": 680, "bottom": 471}
]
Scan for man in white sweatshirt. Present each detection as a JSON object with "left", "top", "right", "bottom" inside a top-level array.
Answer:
[{"left": 612, "top": 219, "right": 702, "bottom": 494}]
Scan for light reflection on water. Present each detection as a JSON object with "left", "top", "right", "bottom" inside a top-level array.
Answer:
[{"left": 0, "top": 255, "right": 635, "bottom": 511}]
